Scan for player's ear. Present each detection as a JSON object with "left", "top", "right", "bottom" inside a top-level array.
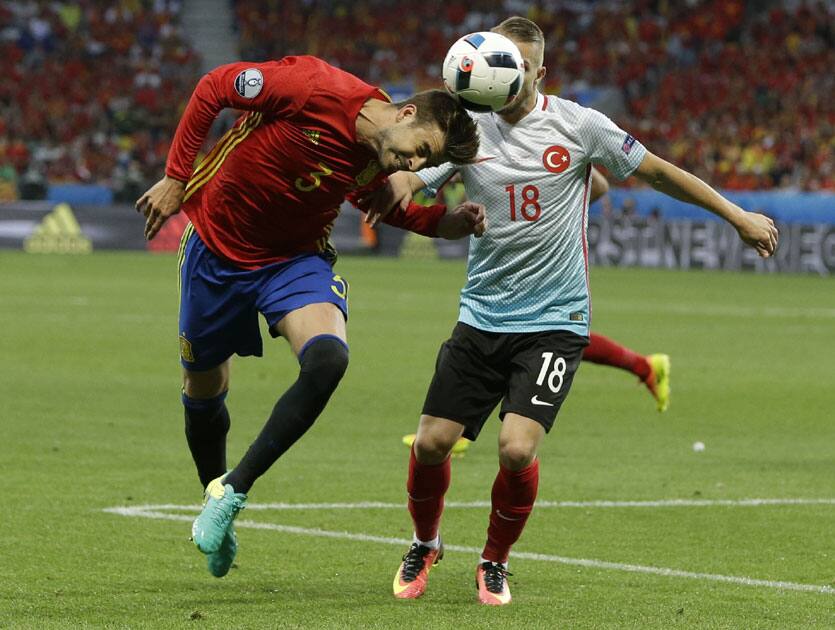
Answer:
[
  {"left": 538, "top": 65, "right": 547, "bottom": 82},
  {"left": 396, "top": 103, "right": 417, "bottom": 123}
]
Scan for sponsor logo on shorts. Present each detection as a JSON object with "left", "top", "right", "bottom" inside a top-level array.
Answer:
[
  {"left": 569, "top": 311, "right": 584, "bottom": 322},
  {"left": 234, "top": 69, "right": 263, "bottom": 99},
  {"left": 530, "top": 395, "right": 554, "bottom": 407},
  {"left": 179, "top": 333, "right": 195, "bottom": 362}
]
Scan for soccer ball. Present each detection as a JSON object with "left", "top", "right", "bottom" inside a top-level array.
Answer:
[{"left": 442, "top": 32, "right": 524, "bottom": 113}]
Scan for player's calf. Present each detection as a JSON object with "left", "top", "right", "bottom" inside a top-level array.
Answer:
[
  {"left": 223, "top": 336, "right": 349, "bottom": 494},
  {"left": 182, "top": 391, "right": 231, "bottom": 488}
]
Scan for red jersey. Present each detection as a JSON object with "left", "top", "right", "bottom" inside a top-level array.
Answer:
[{"left": 166, "top": 56, "right": 445, "bottom": 268}]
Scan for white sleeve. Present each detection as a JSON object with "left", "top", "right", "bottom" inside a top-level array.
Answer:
[
  {"left": 583, "top": 108, "right": 646, "bottom": 181},
  {"left": 415, "top": 163, "right": 458, "bottom": 196}
]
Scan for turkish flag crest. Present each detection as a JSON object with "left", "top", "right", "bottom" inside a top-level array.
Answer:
[{"left": 542, "top": 145, "right": 571, "bottom": 174}]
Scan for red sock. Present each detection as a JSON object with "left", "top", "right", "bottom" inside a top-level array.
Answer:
[
  {"left": 407, "top": 446, "right": 451, "bottom": 542},
  {"left": 482, "top": 459, "right": 539, "bottom": 564},
  {"left": 583, "top": 333, "right": 651, "bottom": 381}
]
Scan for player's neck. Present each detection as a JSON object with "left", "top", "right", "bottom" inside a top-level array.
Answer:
[
  {"left": 355, "top": 99, "right": 391, "bottom": 152},
  {"left": 499, "top": 91, "right": 537, "bottom": 125}
]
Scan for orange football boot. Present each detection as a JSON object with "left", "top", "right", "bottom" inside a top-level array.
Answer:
[
  {"left": 476, "top": 561, "right": 512, "bottom": 606},
  {"left": 393, "top": 541, "right": 444, "bottom": 599}
]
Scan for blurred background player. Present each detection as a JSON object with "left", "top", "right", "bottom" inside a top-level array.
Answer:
[
  {"left": 136, "top": 54, "right": 484, "bottom": 578},
  {"left": 378, "top": 17, "right": 778, "bottom": 605}
]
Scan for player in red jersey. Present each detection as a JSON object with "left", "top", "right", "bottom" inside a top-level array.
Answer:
[{"left": 135, "top": 55, "right": 482, "bottom": 578}]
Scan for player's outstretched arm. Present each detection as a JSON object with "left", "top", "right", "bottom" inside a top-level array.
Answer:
[
  {"left": 361, "top": 171, "right": 427, "bottom": 227},
  {"left": 356, "top": 195, "right": 485, "bottom": 240},
  {"left": 136, "top": 175, "right": 186, "bottom": 240},
  {"left": 437, "top": 202, "right": 487, "bottom": 239},
  {"left": 633, "top": 152, "right": 778, "bottom": 258}
]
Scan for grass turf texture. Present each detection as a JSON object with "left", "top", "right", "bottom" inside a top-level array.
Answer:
[{"left": 2, "top": 251, "right": 834, "bottom": 629}]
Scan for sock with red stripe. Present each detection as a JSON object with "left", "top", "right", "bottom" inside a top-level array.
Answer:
[
  {"left": 583, "top": 333, "right": 651, "bottom": 381},
  {"left": 407, "top": 446, "right": 451, "bottom": 543},
  {"left": 482, "top": 459, "right": 539, "bottom": 564}
]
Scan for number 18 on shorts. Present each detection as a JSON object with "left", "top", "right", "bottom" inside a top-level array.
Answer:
[{"left": 422, "top": 323, "right": 588, "bottom": 440}]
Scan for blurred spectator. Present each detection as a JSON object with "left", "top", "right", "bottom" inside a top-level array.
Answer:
[
  {"left": 619, "top": 197, "right": 637, "bottom": 219},
  {"left": 2, "top": 0, "right": 831, "bottom": 195},
  {"left": 0, "top": 159, "right": 16, "bottom": 201},
  {"left": 0, "top": 0, "right": 201, "bottom": 197},
  {"left": 234, "top": 0, "right": 834, "bottom": 192}
]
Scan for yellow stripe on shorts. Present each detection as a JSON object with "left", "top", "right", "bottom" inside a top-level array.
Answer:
[{"left": 177, "top": 222, "right": 195, "bottom": 295}]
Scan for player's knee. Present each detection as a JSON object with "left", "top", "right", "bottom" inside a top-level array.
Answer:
[
  {"left": 298, "top": 335, "right": 349, "bottom": 395},
  {"left": 413, "top": 433, "right": 456, "bottom": 464},
  {"left": 499, "top": 440, "right": 537, "bottom": 471},
  {"left": 183, "top": 364, "right": 228, "bottom": 399}
]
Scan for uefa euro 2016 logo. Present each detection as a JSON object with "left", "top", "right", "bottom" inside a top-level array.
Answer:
[{"left": 234, "top": 69, "right": 264, "bottom": 99}]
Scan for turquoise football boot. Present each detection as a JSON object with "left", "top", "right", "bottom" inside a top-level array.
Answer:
[
  {"left": 192, "top": 476, "right": 247, "bottom": 555},
  {"left": 207, "top": 523, "right": 238, "bottom": 578}
]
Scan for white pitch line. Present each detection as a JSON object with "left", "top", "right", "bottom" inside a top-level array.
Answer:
[
  {"left": 103, "top": 504, "right": 835, "bottom": 596},
  {"left": 110, "top": 497, "right": 835, "bottom": 512}
]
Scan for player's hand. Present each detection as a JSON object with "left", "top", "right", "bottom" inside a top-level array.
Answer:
[
  {"left": 437, "top": 202, "right": 487, "bottom": 240},
  {"left": 361, "top": 171, "right": 415, "bottom": 227},
  {"left": 734, "top": 210, "right": 779, "bottom": 258},
  {"left": 136, "top": 175, "right": 187, "bottom": 241}
]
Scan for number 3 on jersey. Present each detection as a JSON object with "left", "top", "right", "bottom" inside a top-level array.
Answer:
[
  {"left": 505, "top": 184, "right": 541, "bottom": 221},
  {"left": 295, "top": 162, "right": 334, "bottom": 192},
  {"left": 536, "top": 352, "right": 566, "bottom": 393}
]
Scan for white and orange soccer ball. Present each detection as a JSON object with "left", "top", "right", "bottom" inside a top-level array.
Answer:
[{"left": 442, "top": 32, "right": 524, "bottom": 113}]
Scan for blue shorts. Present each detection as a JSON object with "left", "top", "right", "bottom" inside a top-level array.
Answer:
[{"left": 177, "top": 225, "right": 349, "bottom": 371}]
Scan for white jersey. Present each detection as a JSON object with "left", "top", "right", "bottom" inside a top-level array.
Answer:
[{"left": 418, "top": 93, "right": 646, "bottom": 336}]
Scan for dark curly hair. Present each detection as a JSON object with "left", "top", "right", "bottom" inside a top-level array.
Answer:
[{"left": 395, "top": 89, "right": 479, "bottom": 164}]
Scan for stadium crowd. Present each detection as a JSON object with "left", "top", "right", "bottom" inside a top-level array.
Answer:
[
  {"left": 1, "top": 0, "right": 832, "bottom": 197},
  {"left": 234, "top": 0, "right": 834, "bottom": 192},
  {"left": 0, "top": 0, "right": 200, "bottom": 199}
]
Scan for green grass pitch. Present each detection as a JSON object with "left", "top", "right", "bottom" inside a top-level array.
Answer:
[{"left": 2, "top": 251, "right": 834, "bottom": 628}]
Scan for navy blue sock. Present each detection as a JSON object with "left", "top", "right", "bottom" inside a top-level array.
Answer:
[
  {"left": 224, "top": 336, "right": 349, "bottom": 494},
  {"left": 183, "top": 391, "right": 230, "bottom": 489}
]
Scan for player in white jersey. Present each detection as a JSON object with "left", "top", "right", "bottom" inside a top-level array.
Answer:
[
  {"left": 383, "top": 17, "right": 778, "bottom": 605},
  {"left": 400, "top": 170, "right": 671, "bottom": 455}
]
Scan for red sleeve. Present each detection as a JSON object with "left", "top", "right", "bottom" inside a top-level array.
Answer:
[
  {"left": 380, "top": 201, "right": 446, "bottom": 237},
  {"left": 346, "top": 178, "right": 447, "bottom": 238},
  {"left": 165, "top": 57, "right": 317, "bottom": 182}
]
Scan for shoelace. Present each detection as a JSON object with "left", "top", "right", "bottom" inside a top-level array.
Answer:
[
  {"left": 400, "top": 544, "right": 432, "bottom": 582},
  {"left": 209, "top": 494, "right": 245, "bottom": 529},
  {"left": 481, "top": 562, "right": 512, "bottom": 594}
]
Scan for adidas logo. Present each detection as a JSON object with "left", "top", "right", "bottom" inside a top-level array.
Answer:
[{"left": 24, "top": 203, "right": 92, "bottom": 254}]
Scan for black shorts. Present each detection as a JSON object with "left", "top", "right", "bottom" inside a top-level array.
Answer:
[{"left": 422, "top": 322, "right": 588, "bottom": 441}]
